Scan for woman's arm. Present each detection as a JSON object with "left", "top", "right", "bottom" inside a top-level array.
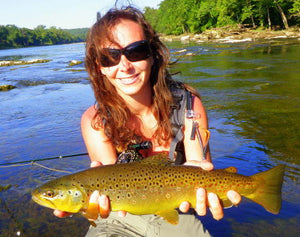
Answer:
[
  {"left": 81, "top": 106, "right": 117, "bottom": 165},
  {"left": 181, "top": 95, "right": 241, "bottom": 220},
  {"left": 184, "top": 95, "right": 211, "bottom": 163}
]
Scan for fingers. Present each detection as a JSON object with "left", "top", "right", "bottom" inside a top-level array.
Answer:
[
  {"left": 208, "top": 193, "right": 224, "bottom": 221},
  {"left": 90, "top": 161, "right": 102, "bottom": 168},
  {"left": 195, "top": 188, "right": 206, "bottom": 216},
  {"left": 53, "top": 209, "right": 73, "bottom": 218},
  {"left": 227, "top": 190, "right": 241, "bottom": 206},
  {"left": 86, "top": 191, "right": 100, "bottom": 221},
  {"left": 99, "top": 195, "right": 110, "bottom": 218},
  {"left": 199, "top": 160, "right": 214, "bottom": 171},
  {"left": 179, "top": 201, "right": 191, "bottom": 213},
  {"left": 118, "top": 210, "right": 127, "bottom": 218},
  {"left": 184, "top": 159, "right": 214, "bottom": 171}
]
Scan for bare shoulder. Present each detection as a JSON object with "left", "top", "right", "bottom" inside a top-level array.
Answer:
[{"left": 81, "top": 105, "right": 97, "bottom": 125}]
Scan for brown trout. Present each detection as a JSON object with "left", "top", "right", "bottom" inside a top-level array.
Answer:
[{"left": 32, "top": 153, "right": 285, "bottom": 225}]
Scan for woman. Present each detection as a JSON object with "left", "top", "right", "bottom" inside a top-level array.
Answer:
[{"left": 55, "top": 6, "right": 241, "bottom": 236}]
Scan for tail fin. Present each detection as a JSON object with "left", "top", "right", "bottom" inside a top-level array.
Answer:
[{"left": 249, "top": 165, "right": 285, "bottom": 214}]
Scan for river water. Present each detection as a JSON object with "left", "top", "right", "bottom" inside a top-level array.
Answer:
[{"left": 0, "top": 39, "right": 300, "bottom": 236}]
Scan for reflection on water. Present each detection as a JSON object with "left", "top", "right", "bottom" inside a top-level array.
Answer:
[{"left": 1, "top": 40, "right": 300, "bottom": 236}]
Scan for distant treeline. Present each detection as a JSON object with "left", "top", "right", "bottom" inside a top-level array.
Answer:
[
  {"left": 0, "top": 25, "right": 89, "bottom": 49},
  {"left": 144, "top": 0, "right": 300, "bottom": 35}
]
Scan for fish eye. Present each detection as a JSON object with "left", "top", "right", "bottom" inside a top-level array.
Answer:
[{"left": 43, "top": 190, "right": 55, "bottom": 198}]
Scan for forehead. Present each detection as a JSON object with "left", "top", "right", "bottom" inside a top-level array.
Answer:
[{"left": 104, "top": 19, "right": 145, "bottom": 48}]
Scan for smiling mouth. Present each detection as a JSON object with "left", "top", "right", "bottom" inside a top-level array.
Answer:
[{"left": 118, "top": 74, "right": 140, "bottom": 85}]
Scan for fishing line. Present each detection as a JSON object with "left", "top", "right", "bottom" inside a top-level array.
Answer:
[{"left": 0, "top": 152, "right": 88, "bottom": 167}]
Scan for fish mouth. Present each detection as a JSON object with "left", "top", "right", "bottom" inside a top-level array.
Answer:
[{"left": 32, "top": 193, "right": 56, "bottom": 210}]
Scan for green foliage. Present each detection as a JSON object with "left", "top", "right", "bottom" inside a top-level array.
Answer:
[
  {"left": 0, "top": 25, "right": 88, "bottom": 49},
  {"left": 143, "top": 0, "right": 300, "bottom": 35}
]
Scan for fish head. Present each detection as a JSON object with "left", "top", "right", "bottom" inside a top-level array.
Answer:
[{"left": 32, "top": 179, "right": 88, "bottom": 213}]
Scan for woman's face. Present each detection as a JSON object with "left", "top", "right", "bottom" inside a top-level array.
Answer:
[{"left": 100, "top": 19, "right": 153, "bottom": 99}]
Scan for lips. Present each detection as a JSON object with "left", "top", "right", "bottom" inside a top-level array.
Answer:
[{"left": 117, "top": 73, "right": 140, "bottom": 85}]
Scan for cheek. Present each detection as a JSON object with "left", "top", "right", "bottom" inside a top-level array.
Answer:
[
  {"left": 135, "top": 57, "right": 153, "bottom": 73},
  {"left": 100, "top": 67, "right": 116, "bottom": 78}
]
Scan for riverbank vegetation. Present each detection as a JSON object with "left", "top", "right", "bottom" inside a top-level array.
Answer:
[
  {"left": 0, "top": 25, "right": 88, "bottom": 49},
  {"left": 1, "top": 1, "right": 299, "bottom": 49},
  {"left": 144, "top": 0, "right": 300, "bottom": 35}
]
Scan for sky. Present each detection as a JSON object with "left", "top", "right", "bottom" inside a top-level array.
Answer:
[{"left": 0, "top": 0, "right": 163, "bottom": 29}]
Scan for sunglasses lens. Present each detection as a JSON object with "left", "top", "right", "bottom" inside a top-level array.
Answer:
[
  {"left": 99, "top": 40, "right": 151, "bottom": 67},
  {"left": 100, "top": 49, "right": 121, "bottom": 67},
  {"left": 125, "top": 41, "right": 151, "bottom": 62}
]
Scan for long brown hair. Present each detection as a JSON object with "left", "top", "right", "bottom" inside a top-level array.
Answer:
[{"left": 85, "top": 6, "right": 175, "bottom": 150}]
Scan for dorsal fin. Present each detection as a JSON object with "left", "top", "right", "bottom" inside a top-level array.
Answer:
[
  {"left": 140, "top": 153, "right": 173, "bottom": 166},
  {"left": 223, "top": 167, "right": 238, "bottom": 173}
]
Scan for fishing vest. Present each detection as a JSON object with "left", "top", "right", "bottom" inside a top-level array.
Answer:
[{"left": 168, "top": 81, "right": 190, "bottom": 164}]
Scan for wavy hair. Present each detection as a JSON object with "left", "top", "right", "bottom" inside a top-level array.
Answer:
[{"left": 85, "top": 6, "right": 175, "bottom": 150}]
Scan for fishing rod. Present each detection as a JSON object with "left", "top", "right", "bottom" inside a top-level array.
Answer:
[{"left": 0, "top": 152, "right": 88, "bottom": 166}]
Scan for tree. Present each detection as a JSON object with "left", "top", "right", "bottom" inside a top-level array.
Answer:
[
  {"left": 241, "top": 0, "right": 257, "bottom": 27},
  {"left": 0, "top": 25, "right": 87, "bottom": 49},
  {"left": 274, "top": 0, "right": 290, "bottom": 29},
  {"left": 0, "top": 26, "right": 10, "bottom": 47},
  {"left": 144, "top": 0, "right": 297, "bottom": 35},
  {"left": 290, "top": 0, "right": 300, "bottom": 23}
]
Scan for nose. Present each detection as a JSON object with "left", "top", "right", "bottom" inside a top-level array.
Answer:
[{"left": 118, "top": 55, "right": 133, "bottom": 72}]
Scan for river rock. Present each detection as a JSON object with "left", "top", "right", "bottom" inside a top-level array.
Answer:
[
  {"left": 0, "top": 59, "right": 50, "bottom": 67},
  {"left": 0, "top": 85, "right": 16, "bottom": 91},
  {"left": 68, "top": 60, "right": 83, "bottom": 66},
  {"left": 181, "top": 35, "right": 190, "bottom": 42}
]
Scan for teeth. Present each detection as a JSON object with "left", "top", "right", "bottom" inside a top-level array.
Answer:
[{"left": 118, "top": 75, "right": 138, "bottom": 84}]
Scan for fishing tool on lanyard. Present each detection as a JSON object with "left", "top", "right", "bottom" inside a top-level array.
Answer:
[
  {"left": 116, "top": 141, "right": 152, "bottom": 164},
  {"left": 186, "top": 91, "right": 209, "bottom": 160}
]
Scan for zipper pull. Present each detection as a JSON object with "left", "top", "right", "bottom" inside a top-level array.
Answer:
[{"left": 190, "top": 121, "right": 198, "bottom": 140}]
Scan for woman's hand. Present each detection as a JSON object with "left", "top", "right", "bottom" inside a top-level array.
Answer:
[
  {"left": 179, "top": 160, "right": 242, "bottom": 220},
  {"left": 53, "top": 160, "right": 126, "bottom": 220}
]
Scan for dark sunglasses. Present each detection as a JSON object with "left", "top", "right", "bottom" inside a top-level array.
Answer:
[{"left": 100, "top": 40, "right": 152, "bottom": 67}]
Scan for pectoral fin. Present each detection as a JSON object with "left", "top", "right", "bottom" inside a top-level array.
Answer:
[
  {"left": 221, "top": 198, "right": 233, "bottom": 209},
  {"left": 156, "top": 209, "right": 179, "bottom": 225}
]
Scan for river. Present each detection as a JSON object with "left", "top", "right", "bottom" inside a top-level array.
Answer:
[{"left": 0, "top": 39, "right": 300, "bottom": 236}]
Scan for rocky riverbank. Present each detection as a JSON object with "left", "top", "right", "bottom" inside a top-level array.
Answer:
[
  {"left": 0, "top": 59, "right": 50, "bottom": 67},
  {"left": 161, "top": 26, "right": 300, "bottom": 43}
]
